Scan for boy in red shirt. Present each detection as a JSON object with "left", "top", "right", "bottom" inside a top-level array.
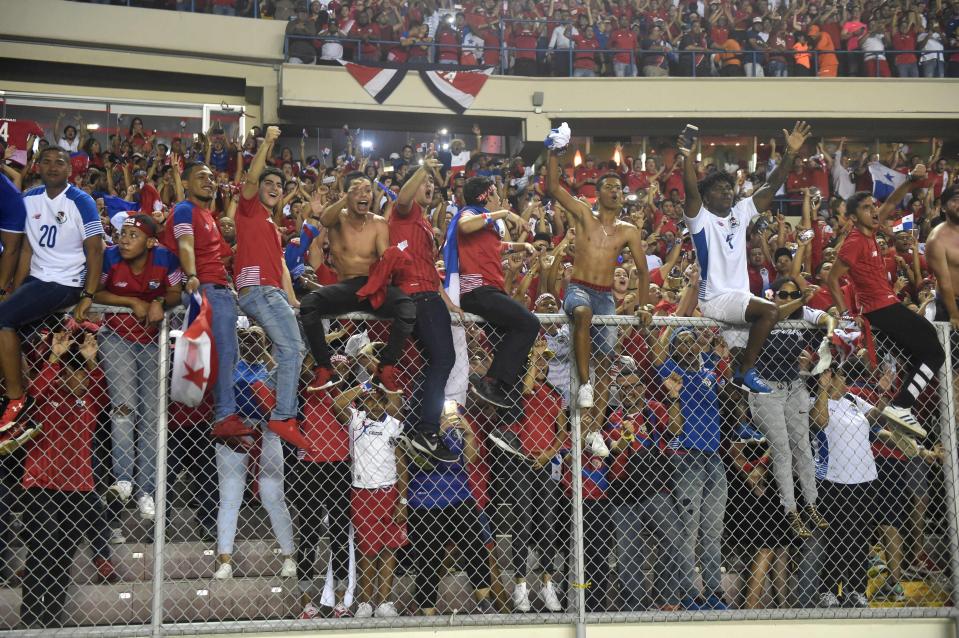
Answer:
[{"left": 826, "top": 164, "right": 944, "bottom": 438}]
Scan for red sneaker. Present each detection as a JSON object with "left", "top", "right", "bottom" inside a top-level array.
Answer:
[
  {"left": 93, "top": 557, "right": 120, "bottom": 584},
  {"left": 375, "top": 364, "right": 402, "bottom": 394},
  {"left": 306, "top": 366, "right": 341, "bottom": 393},
  {"left": 211, "top": 414, "right": 255, "bottom": 439},
  {"left": 251, "top": 380, "right": 276, "bottom": 415},
  {"left": 267, "top": 418, "right": 316, "bottom": 452},
  {"left": 0, "top": 395, "right": 34, "bottom": 434}
]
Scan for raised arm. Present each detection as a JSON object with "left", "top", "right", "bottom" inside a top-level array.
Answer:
[
  {"left": 242, "top": 126, "right": 280, "bottom": 200},
  {"left": 676, "top": 142, "right": 702, "bottom": 218},
  {"left": 753, "top": 121, "right": 812, "bottom": 212},
  {"left": 625, "top": 226, "right": 650, "bottom": 306},
  {"left": 546, "top": 151, "right": 591, "bottom": 225},
  {"left": 395, "top": 157, "right": 440, "bottom": 216}
]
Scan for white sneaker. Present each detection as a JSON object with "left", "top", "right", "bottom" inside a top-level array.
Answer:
[
  {"left": 818, "top": 591, "right": 840, "bottom": 608},
  {"left": 107, "top": 481, "right": 133, "bottom": 504},
  {"left": 512, "top": 581, "right": 531, "bottom": 612},
  {"left": 540, "top": 580, "right": 562, "bottom": 612},
  {"left": 213, "top": 561, "right": 233, "bottom": 580},
  {"left": 577, "top": 383, "right": 594, "bottom": 408},
  {"left": 280, "top": 557, "right": 297, "bottom": 578},
  {"left": 109, "top": 528, "right": 127, "bottom": 545},
  {"left": 374, "top": 601, "right": 398, "bottom": 617},
  {"left": 882, "top": 405, "right": 927, "bottom": 438},
  {"left": 846, "top": 591, "right": 869, "bottom": 608},
  {"left": 585, "top": 431, "right": 610, "bottom": 458},
  {"left": 354, "top": 602, "right": 374, "bottom": 618},
  {"left": 137, "top": 494, "right": 156, "bottom": 521}
]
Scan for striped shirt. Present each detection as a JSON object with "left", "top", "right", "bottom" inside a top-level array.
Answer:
[
  {"left": 161, "top": 200, "right": 230, "bottom": 286},
  {"left": 388, "top": 200, "right": 440, "bottom": 295},
  {"left": 21, "top": 184, "right": 102, "bottom": 287},
  {"left": 457, "top": 209, "right": 507, "bottom": 294},
  {"left": 234, "top": 194, "right": 283, "bottom": 290}
]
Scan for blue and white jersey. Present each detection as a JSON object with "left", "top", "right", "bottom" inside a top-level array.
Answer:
[
  {"left": 0, "top": 173, "right": 26, "bottom": 256},
  {"left": 22, "top": 184, "right": 102, "bottom": 287},
  {"left": 686, "top": 196, "right": 757, "bottom": 301}
]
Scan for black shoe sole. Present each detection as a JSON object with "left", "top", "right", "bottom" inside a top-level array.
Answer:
[
  {"left": 406, "top": 434, "right": 460, "bottom": 463},
  {"left": 469, "top": 384, "right": 511, "bottom": 409}
]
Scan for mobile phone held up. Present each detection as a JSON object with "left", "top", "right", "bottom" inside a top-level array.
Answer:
[{"left": 679, "top": 124, "right": 699, "bottom": 153}]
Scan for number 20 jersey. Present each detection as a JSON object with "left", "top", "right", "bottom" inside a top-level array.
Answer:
[{"left": 21, "top": 184, "right": 103, "bottom": 287}]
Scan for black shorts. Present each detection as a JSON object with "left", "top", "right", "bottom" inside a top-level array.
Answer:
[{"left": 934, "top": 296, "right": 959, "bottom": 367}]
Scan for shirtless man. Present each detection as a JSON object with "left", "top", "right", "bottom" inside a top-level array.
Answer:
[
  {"left": 545, "top": 126, "right": 649, "bottom": 419},
  {"left": 926, "top": 186, "right": 959, "bottom": 332},
  {"left": 299, "top": 172, "right": 417, "bottom": 392}
]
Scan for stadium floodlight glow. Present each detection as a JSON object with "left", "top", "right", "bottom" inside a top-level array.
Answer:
[
  {"left": 86, "top": 123, "right": 100, "bottom": 131},
  {"left": 440, "top": 128, "right": 448, "bottom": 135},
  {"left": 418, "top": 159, "right": 424, "bottom": 165},
  {"left": 361, "top": 140, "right": 373, "bottom": 150},
  {"left": 442, "top": 143, "right": 450, "bottom": 150}
]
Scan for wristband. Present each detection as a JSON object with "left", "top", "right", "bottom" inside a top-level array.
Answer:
[
  {"left": 482, "top": 212, "right": 494, "bottom": 226},
  {"left": 80, "top": 290, "right": 95, "bottom": 300},
  {"left": 186, "top": 273, "right": 198, "bottom": 280}
]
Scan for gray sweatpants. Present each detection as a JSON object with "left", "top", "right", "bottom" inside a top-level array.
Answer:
[{"left": 748, "top": 377, "right": 817, "bottom": 513}]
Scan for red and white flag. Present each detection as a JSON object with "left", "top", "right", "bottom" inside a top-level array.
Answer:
[
  {"left": 337, "top": 61, "right": 407, "bottom": 104},
  {"left": 171, "top": 292, "right": 218, "bottom": 407},
  {"left": 419, "top": 68, "right": 493, "bottom": 114}
]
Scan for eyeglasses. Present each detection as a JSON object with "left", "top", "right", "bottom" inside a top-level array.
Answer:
[{"left": 777, "top": 289, "right": 802, "bottom": 300}]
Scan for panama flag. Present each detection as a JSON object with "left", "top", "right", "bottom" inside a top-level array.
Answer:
[
  {"left": 337, "top": 61, "right": 407, "bottom": 104},
  {"left": 419, "top": 68, "right": 494, "bottom": 114},
  {"left": 892, "top": 214, "right": 915, "bottom": 232},
  {"left": 869, "top": 162, "right": 907, "bottom": 202},
  {"left": 171, "top": 292, "right": 218, "bottom": 407}
]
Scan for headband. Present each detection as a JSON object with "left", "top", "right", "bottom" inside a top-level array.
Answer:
[{"left": 122, "top": 216, "right": 156, "bottom": 238}]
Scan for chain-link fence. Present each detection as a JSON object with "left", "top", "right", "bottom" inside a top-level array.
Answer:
[{"left": 0, "top": 306, "right": 957, "bottom": 636}]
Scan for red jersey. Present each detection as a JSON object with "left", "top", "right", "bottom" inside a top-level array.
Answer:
[
  {"left": 162, "top": 201, "right": 231, "bottom": 286},
  {"left": 350, "top": 23, "right": 382, "bottom": 60},
  {"left": 837, "top": 229, "right": 899, "bottom": 314},
  {"left": 389, "top": 200, "right": 440, "bottom": 295},
  {"left": 22, "top": 364, "right": 107, "bottom": 492},
  {"left": 301, "top": 391, "right": 350, "bottom": 463},
  {"left": 786, "top": 169, "right": 810, "bottom": 195},
  {"left": 139, "top": 183, "right": 162, "bottom": 214},
  {"left": 435, "top": 25, "right": 461, "bottom": 62},
  {"left": 574, "top": 166, "right": 600, "bottom": 198},
  {"left": 508, "top": 384, "right": 562, "bottom": 456},
  {"left": 234, "top": 194, "right": 284, "bottom": 289},
  {"left": 806, "top": 165, "right": 830, "bottom": 197},
  {"left": 748, "top": 261, "right": 775, "bottom": 297},
  {"left": 457, "top": 209, "right": 506, "bottom": 293},
  {"left": 100, "top": 245, "right": 182, "bottom": 343},
  {"left": 0, "top": 119, "right": 44, "bottom": 165},
  {"left": 608, "top": 28, "right": 637, "bottom": 64},
  {"left": 891, "top": 30, "right": 917, "bottom": 65},
  {"left": 572, "top": 35, "right": 600, "bottom": 70},
  {"left": 511, "top": 29, "right": 538, "bottom": 60}
]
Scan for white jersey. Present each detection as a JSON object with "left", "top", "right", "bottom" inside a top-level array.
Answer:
[
  {"left": 349, "top": 408, "right": 402, "bottom": 489},
  {"left": 21, "top": 184, "right": 102, "bottom": 287},
  {"left": 686, "top": 196, "right": 757, "bottom": 301}
]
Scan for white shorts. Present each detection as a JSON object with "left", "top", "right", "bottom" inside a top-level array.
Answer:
[{"left": 699, "top": 290, "right": 753, "bottom": 325}]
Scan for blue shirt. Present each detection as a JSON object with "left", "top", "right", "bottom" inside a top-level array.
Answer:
[
  {"left": 0, "top": 173, "right": 26, "bottom": 256},
  {"left": 407, "top": 428, "right": 473, "bottom": 509},
  {"left": 234, "top": 360, "right": 271, "bottom": 420},
  {"left": 658, "top": 358, "right": 722, "bottom": 453}
]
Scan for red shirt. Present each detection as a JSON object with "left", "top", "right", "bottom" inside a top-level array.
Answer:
[
  {"left": 747, "top": 261, "right": 775, "bottom": 297},
  {"left": 574, "top": 166, "right": 600, "bottom": 198},
  {"left": 100, "top": 245, "right": 182, "bottom": 343},
  {"left": 837, "top": 229, "right": 899, "bottom": 314},
  {"left": 234, "top": 194, "right": 284, "bottom": 289},
  {"left": 301, "top": 391, "right": 350, "bottom": 463},
  {"left": 573, "top": 35, "right": 600, "bottom": 70},
  {"left": 350, "top": 23, "right": 382, "bottom": 60},
  {"left": 139, "top": 183, "right": 162, "bottom": 214},
  {"left": 806, "top": 165, "right": 830, "bottom": 197},
  {"left": 162, "top": 201, "right": 231, "bottom": 286},
  {"left": 508, "top": 384, "right": 562, "bottom": 456},
  {"left": 608, "top": 29, "right": 637, "bottom": 64},
  {"left": 22, "top": 365, "right": 106, "bottom": 492},
  {"left": 891, "top": 30, "right": 917, "bottom": 65},
  {"left": 511, "top": 29, "right": 538, "bottom": 60},
  {"left": 389, "top": 200, "right": 440, "bottom": 295},
  {"left": 436, "top": 25, "right": 461, "bottom": 62},
  {"left": 786, "top": 169, "right": 810, "bottom": 195},
  {"left": 458, "top": 210, "right": 506, "bottom": 293}
]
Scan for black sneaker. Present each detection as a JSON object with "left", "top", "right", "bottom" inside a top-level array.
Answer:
[
  {"left": 470, "top": 377, "right": 511, "bottom": 409},
  {"left": 487, "top": 429, "right": 529, "bottom": 460},
  {"left": 407, "top": 430, "right": 459, "bottom": 463}
]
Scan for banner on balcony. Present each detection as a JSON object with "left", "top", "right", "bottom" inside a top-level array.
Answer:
[
  {"left": 337, "top": 61, "right": 407, "bottom": 104},
  {"left": 419, "top": 68, "right": 494, "bottom": 114}
]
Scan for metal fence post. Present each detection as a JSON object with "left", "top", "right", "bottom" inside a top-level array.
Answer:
[
  {"left": 568, "top": 340, "right": 587, "bottom": 638},
  {"left": 150, "top": 313, "right": 171, "bottom": 638},
  {"left": 934, "top": 323, "right": 959, "bottom": 613}
]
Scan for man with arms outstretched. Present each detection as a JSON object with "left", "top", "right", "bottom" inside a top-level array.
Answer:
[
  {"left": 679, "top": 121, "right": 813, "bottom": 394},
  {"left": 299, "top": 172, "right": 416, "bottom": 393},
  {"left": 545, "top": 125, "right": 649, "bottom": 421},
  {"left": 827, "top": 169, "right": 944, "bottom": 437}
]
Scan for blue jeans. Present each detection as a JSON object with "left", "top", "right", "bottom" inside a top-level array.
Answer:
[
  {"left": 406, "top": 293, "right": 455, "bottom": 434},
  {"left": 563, "top": 281, "right": 616, "bottom": 357},
  {"left": 896, "top": 62, "right": 919, "bottom": 77},
  {"left": 670, "top": 451, "right": 727, "bottom": 599},
  {"left": 238, "top": 286, "right": 304, "bottom": 422},
  {"left": 98, "top": 329, "right": 159, "bottom": 498},
  {"left": 194, "top": 285, "right": 238, "bottom": 421},
  {"left": 613, "top": 60, "right": 636, "bottom": 77},
  {"left": 216, "top": 423, "right": 294, "bottom": 556},
  {"left": 767, "top": 59, "right": 788, "bottom": 76},
  {"left": 614, "top": 493, "right": 694, "bottom": 609},
  {"left": 572, "top": 68, "right": 596, "bottom": 77},
  {"left": 923, "top": 59, "right": 944, "bottom": 77},
  {"left": 0, "top": 276, "right": 80, "bottom": 331}
]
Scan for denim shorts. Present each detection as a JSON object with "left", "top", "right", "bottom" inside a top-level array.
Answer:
[
  {"left": 563, "top": 281, "right": 617, "bottom": 357},
  {"left": 0, "top": 276, "right": 82, "bottom": 331}
]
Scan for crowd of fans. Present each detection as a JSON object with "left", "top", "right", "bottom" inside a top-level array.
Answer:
[
  {"left": 77, "top": 0, "right": 959, "bottom": 77},
  {"left": 0, "top": 111, "right": 956, "bottom": 628}
]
